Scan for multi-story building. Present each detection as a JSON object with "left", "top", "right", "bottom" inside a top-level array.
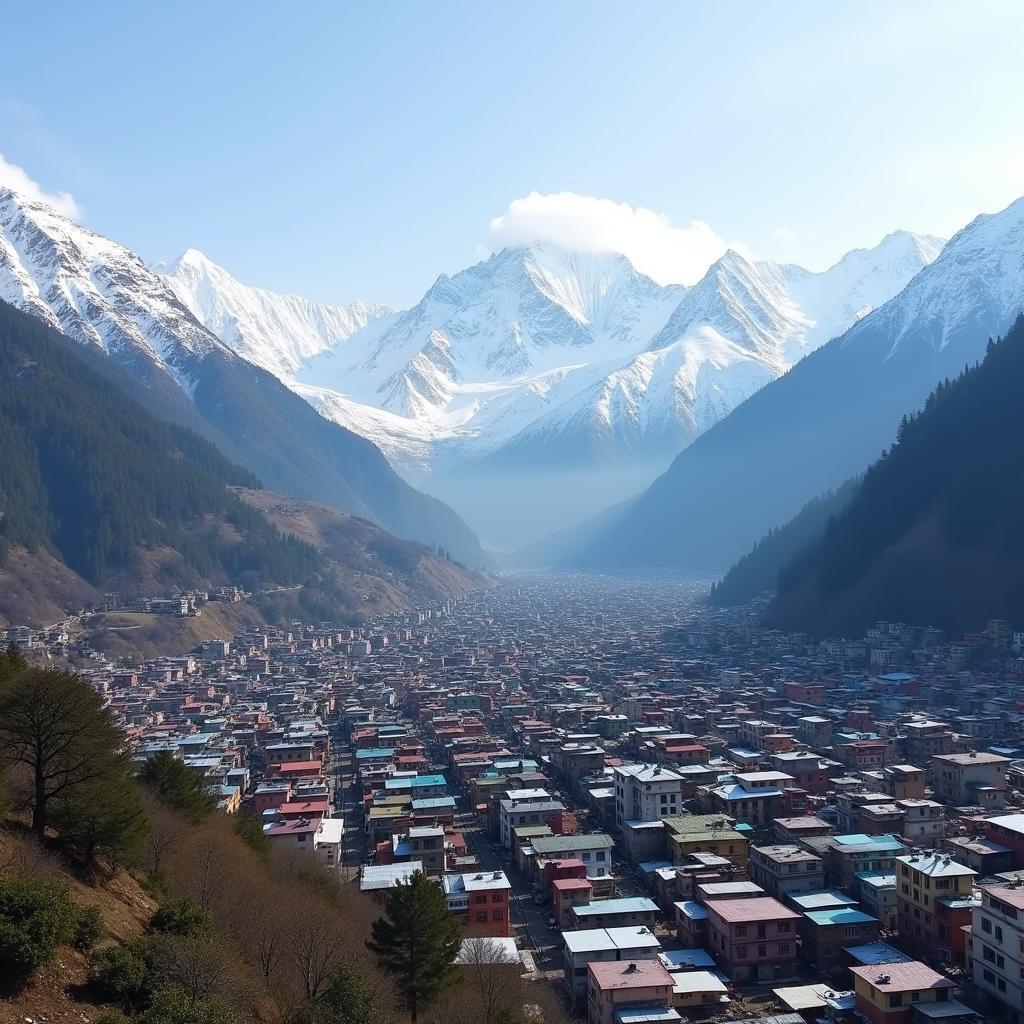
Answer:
[
  {"left": 499, "top": 796, "right": 566, "bottom": 848},
  {"left": 704, "top": 896, "right": 801, "bottom": 984},
  {"left": 706, "top": 771, "right": 793, "bottom": 827},
  {"left": 586, "top": 959, "right": 678, "bottom": 1024},
  {"left": 971, "top": 883, "right": 1024, "bottom": 1021},
  {"left": 799, "top": 907, "right": 880, "bottom": 972},
  {"left": 664, "top": 814, "right": 749, "bottom": 867},
  {"left": 849, "top": 961, "right": 956, "bottom": 1024},
  {"left": 896, "top": 852, "right": 977, "bottom": 964},
  {"left": 881, "top": 764, "right": 927, "bottom": 800},
  {"left": 749, "top": 844, "right": 825, "bottom": 900},
  {"left": 570, "top": 897, "right": 659, "bottom": 932},
  {"left": 531, "top": 833, "right": 615, "bottom": 879},
  {"left": 904, "top": 720, "right": 956, "bottom": 764},
  {"left": 770, "top": 751, "right": 831, "bottom": 795},
  {"left": 562, "top": 926, "right": 661, "bottom": 1005},
  {"left": 442, "top": 870, "right": 512, "bottom": 937},
  {"left": 855, "top": 870, "right": 898, "bottom": 931},
  {"left": 613, "top": 763, "right": 685, "bottom": 827},
  {"left": 897, "top": 799, "right": 945, "bottom": 845},
  {"left": 932, "top": 752, "right": 1010, "bottom": 810}
]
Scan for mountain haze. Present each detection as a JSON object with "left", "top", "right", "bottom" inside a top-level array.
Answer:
[
  {"left": 575, "top": 197, "right": 1024, "bottom": 572},
  {"left": 172, "top": 233, "right": 941, "bottom": 547}
]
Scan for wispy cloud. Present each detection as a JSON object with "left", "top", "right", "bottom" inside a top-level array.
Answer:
[
  {"left": 488, "top": 191, "right": 737, "bottom": 286},
  {"left": 0, "top": 151, "right": 80, "bottom": 218},
  {"left": 772, "top": 226, "right": 798, "bottom": 243}
]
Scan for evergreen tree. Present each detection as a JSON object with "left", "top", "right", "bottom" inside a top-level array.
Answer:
[
  {"left": 0, "top": 666, "right": 126, "bottom": 838},
  {"left": 51, "top": 769, "right": 149, "bottom": 874},
  {"left": 138, "top": 751, "right": 217, "bottom": 820},
  {"left": 366, "top": 872, "right": 461, "bottom": 1023}
]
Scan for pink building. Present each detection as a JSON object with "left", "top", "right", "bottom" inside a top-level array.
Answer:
[
  {"left": 586, "top": 960, "right": 678, "bottom": 1024},
  {"left": 705, "top": 896, "right": 800, "bottom": 984}
]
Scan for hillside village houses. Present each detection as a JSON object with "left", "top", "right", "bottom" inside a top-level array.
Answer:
[{"left": 21, "top": 575, "right": 1024, "bottom": 1023}]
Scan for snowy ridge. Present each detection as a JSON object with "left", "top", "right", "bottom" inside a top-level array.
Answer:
[
  {"left": 838, "top": 200, "right": 1024, "bottom": 358},
  {"left": 158, "top": 248, "right": 392, "bottom": 378},
  {"left": 284, "top": 235, "right": 942, "bottom": 485},
  {"left": 0, "top": 187, "right": 221, "bottom": 391}
]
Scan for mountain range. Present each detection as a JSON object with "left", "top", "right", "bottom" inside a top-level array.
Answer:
[
  {"left": 161, "top": 232, "right": 942, "bottom": 548},
  {"left": 0, "top": 187, "right": 486, "bottom": 567},
  {"left": 573, "top": 195, "right": 1024, "bottom": 573}
]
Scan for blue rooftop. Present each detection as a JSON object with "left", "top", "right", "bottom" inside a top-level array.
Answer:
[
  {"left": 804, "top": 908, "right": 878, "bottom": 927},
  {"left": 835, "top": 833, "right": 902, "bottom": 850},
  {"left": 385, "top": 773, "right": 446, "bottom": 790},
  {"left": 412, "top": 796, "right": 456, "bottom": 810},
  {"left": 355, "top": 747, "right": 397, "bottom": 759}
]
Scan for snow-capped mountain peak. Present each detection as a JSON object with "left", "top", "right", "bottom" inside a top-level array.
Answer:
[
  {"left": 158, "top": 248, "right": 391, "bottom": 378},
  {"left": 841, "top": 195, "right": 1024, "bottom": 358},
  {"left": 0, "top": 186, "right": 222, "bottom": 389}
]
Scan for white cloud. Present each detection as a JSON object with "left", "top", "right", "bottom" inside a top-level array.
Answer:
[
  {"left": 773, "top": 226, "right": 798, "bottom": 243},
  {"left": 488, "top": 191, "right": 734, "bottom": 286},
  {"left": 0, "top": 152, "right": 80, "bottom": 218}
]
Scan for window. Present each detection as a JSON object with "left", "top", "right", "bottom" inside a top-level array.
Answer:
[
  {"left": 735, "top": 945, "right": 746, "bottom": 958},
  {"left": 984, "top": 969, "right": 996, "bottom": 984},
  {"left": 492, "top": 910, "right": 503, "bottom": 921},
  {"left": 758, "top": 945, "right": 767, "bottom": 958},
  {"left": 888, "top": 994, "right": 903, "bottom": 1008},
  {"left": 779, "top": 943, "right": 790, "bottom": 954},
  {"left": 735, "top": 926, "right": 747, "bottom": 937},
  {"left": 778, "top": 922, "right": 791, "bottom": 933},
  {"left": 996, "top": 926, "right": 1004, "bottom": 941},
  {"left": 476, "top": 912, "right": 487, "bottom": 922}
]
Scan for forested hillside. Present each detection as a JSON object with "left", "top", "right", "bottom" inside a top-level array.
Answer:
[
  {"left": 767, "top": 315, "right": 1024, "bottom": 635},
  {"left": 708, "top": 480, "right": 857, "bottom": 607},
  {"left": 0, "top": 302, "right": 484, "bottom": 627}
]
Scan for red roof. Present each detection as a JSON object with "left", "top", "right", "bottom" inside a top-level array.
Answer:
[
  {"left": 850, "top": 961, "right": 955, "bottom": 992},
  {"left": 552, "top": 878, "right": 592, "bottom": 891},
  {"left": 588, "top": 960, "right": 674, "bottom": 991},
  {"left": 706, "top": 897, "right": 800, "bottom": 924}
]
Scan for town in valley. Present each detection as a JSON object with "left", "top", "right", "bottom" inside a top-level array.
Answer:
[{"left": 10, "top": 572, "right": 1024, "bottom": 1024}]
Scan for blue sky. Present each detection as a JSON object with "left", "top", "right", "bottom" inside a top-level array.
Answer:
[{"left": 3, "top": 1, "right": 1023, "bottom": 307}]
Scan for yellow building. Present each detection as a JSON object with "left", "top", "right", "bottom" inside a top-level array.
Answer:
[
  {"left": 664, "top": 814, "right": 749, "bottom": 867},
  {"left": 895, "top": 852, "right": 976, "bottom": 963},
  {"left": 850, "top": 961, "right": 957, "bottom": 1024}
]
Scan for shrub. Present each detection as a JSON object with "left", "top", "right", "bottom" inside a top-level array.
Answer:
[
  {"left": 149, "top": 897, "right": 213, "bottom": 937},
  {"left": 89, "top": 939, "right": 154, "bottom": 1010},
  {"left": 0, "top": 877, "right": 78, "bottom": 989},
  {"left": 73, "top": 904, "right": 106, "bottom": 950},
  {"left": 93, "top": 1012, "right": 131, "bottom": 1024}
]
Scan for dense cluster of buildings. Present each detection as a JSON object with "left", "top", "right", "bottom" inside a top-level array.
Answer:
[{"left": 31, "top": 573, "right": 1024, "bottom": 1023}]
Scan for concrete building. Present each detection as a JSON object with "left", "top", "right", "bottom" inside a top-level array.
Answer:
[
  {"left": 932, "top": 751, "right": 1010, "bottom": 810},
  {"left": 705, "top": 896, "right": 800, "bottom": 984},
  {"left": 749, "top": 844, "right": 825, "bottom": 900},
  {"left": 586, "top": 959, "right": 679, "bottom": 1024},
  {"left": 563, "top": 926, "right": 661, "bottom": 1004},
  {"left": 971, "top": 883, "right": 1024, "bottom": 1022},
  {"left": 896, "top": 852, "right": 977, "bottom": 964},
  {"left": 614, "top": 763, "right": 684, "bottom": 827}
]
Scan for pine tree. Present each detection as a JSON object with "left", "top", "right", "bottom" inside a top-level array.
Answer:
[
  {"left": 51, "top": 770, "right": 149, "bottom": 874},
  {"left": 366, "top": 872, "right": 461, "bottom": 1023},
  {"left": 0, "top": 666, "right": 127, "bottom": 838},
  {"left": 138, "top": 751, "right": 217, "bottom": 820}
]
